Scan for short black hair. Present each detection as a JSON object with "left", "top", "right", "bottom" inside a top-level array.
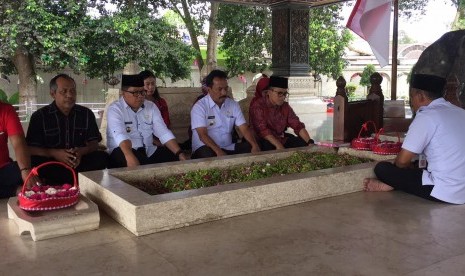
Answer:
[
  {"left": 205, "top": 70, "right": 228, "bottom": 88},
  {"left": 139, "top": 70, "right": 156, "bottom": 80},
  {"left": 50, "top": 74, "right": 75, "bottom": 92}
]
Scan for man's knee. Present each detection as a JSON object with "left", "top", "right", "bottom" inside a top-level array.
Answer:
[
  {"left": 0, "top": 162, "right": 22, "bottom": 198},
  {"left": 235, "top": 141, "right": 252, "bottom": 154},
  {"left": 285, "top": 136, "right": 307, "bottom": 148},
  {"left": 80, "top": 151, "right": 109, "bottom": 171},
  {"left": 374, "top": 161, "right": 395, "bottom": 179},
  {"left": 192, "top": 146, "right": 216, "bottom": 159}
]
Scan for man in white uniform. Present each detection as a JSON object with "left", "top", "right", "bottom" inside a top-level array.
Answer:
[
  {"left": 363, "top": 73, "right": 465, "bottom": 204},
  {"left": 191, "top": 70, "right": 260, "bottom": 159},
  {"left": 107, "top": 74, "right": 186, "bottom": 168}
]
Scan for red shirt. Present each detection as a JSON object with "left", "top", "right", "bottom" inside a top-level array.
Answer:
[
  {"left": 249, "top": 96, "right": 305, "bottom": 145},
  {"left": 153, "top": 98, "right": 171, "bottom": 128},
  {"left": 0, "top": 102, "right": 24, "bottom": 168}
]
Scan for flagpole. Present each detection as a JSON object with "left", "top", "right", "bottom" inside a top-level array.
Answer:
[{"left": 391, "top": 0, "right": 399, "bottom": 100}]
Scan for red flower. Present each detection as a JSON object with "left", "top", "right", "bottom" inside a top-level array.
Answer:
[
  {"left": 29, "top": 193, "right": 42, "bottom": 200},
  {"left": 31, "top": 186, "right": 41, "bottom": 193},
  {"left": 62, "top": 184, "right": 73, "bottom": 190}
]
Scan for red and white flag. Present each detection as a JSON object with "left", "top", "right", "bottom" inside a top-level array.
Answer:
[{"left": 347, "top": 0, "right": 392, "bottom": 67}]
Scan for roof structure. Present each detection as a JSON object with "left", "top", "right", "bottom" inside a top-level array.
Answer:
[{"left": 209, "top": 0, "right": 349, "bottom": 7}]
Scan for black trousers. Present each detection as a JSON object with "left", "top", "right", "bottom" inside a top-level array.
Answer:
[
  {"left": 374, "top": 161, "right": 443, "bottom": 202},
  {"left": 191, "top": 141, "right": 252, "bottom": 159},
  {"left": 0, "top": 161, "right": 22, "bottom": 198},
  {"left": 109, "top": 146, "right": 178, "bottom": 168},
  {"left": 259, "top": 134, "right": 307, "bottom": 151},
  {"left": 31, "top": 150, "right": 109, "bottom": 185}
]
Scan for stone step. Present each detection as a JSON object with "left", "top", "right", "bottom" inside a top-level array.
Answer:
[{"left": 7, "top": 195, "right": 100, "bottom": 241}]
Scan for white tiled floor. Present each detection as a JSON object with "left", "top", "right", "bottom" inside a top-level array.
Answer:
[
  {"left": 4, "top": 111, "right": 465, "bottom": 275},
  {"left": 2, "top": 192, "right": 465, "bottom": 275}
]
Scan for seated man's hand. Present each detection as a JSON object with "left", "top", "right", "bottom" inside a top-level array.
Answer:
[
  {"left": 215, "top": 149, "right": 227, "bottom": 157},
  {"left": 251, "top": 145, "right": 261, "bottom": 153},
  {"left": 125, "top": 154, "right": 140, "bottom": 168},
  {"left": 153, "top": 137, "right": 163, "bottom": 147},
  {"left": 178, "top": 152, "right": 188, "bottom": 161},
  {"left": 52, "top": 149, "right": 79, "bottom": 168}
]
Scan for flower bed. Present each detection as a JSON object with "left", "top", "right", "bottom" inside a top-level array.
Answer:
[
  {"left": 126, "top": 152, "right": 369, "bottom": 195},
  {"left": 79, "top": 148, "right": 378, "bottom": 236}
]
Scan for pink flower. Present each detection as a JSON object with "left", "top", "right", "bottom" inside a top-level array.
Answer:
[
  {"left": 29, "top": 193, "right": 42, "bottom": 200},
  {"left": 31, "top": 186, "right": 41, "bottom": 193},
  {"left": 62, "top": 184, "right": 73, "bottom": 190},
  {"left": 56, "top": 191, "right": 67, "bottom": 197}
]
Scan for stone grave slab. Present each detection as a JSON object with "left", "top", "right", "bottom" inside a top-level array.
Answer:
[
  {"left": 79, "top": 147, "right": 378, "bottom": 236},
  {"left": 7, "top": 195, "right": 100, "bottom": 241},
  {"left": 338, "top": 147, "right": 396, "bottom": 161}
]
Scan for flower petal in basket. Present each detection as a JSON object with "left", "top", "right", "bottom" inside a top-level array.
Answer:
[
  {"left": 351, "top": 121, "right": 379, "bottom": 151},
  {"left": 18, "top": 161, "right": 80, "bottom": 211},
  {"left": 372, "top": 128, "right": 403, "bottom": 155},
  {"left": 372, "top": 141, "right": 402, "bottom": 155}
]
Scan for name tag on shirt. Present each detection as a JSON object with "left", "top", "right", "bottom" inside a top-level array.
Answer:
[
  {"left": 207, "top": 116, "right": 215, "bottom": 126},
  {"left": 419, "top": 154, "right": 427, "bottom": 168}
]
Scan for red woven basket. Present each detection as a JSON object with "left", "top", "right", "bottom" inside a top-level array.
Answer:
[
  {"left": 372, "top": 128, "right": 402, "bottom": 155},
  {"left": 17, "top": 161, "right": 80, "bottom": 211},
  {"left": 351, "top": 121, "right": 379, "bottom": 151}
]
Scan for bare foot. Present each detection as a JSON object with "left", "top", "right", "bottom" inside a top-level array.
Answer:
[{"left": 363, "top": 178, "right": 394, "bottom": 192}]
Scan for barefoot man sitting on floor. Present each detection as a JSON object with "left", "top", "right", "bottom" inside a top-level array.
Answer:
[{"left": 363, "top": 73, "right": 465, "bottom": 204}]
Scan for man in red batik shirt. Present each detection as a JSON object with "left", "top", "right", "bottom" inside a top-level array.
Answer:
[{"left": 249, "top": 76, "right": 315, "bottom": 151}]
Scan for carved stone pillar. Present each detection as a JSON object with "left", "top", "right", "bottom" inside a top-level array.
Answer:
[
  {"left": 271, "top": 4, "right": 309, "bottom": 76},
  {"left": 271, "top": 4, "right": 325, "bottom": 114}
]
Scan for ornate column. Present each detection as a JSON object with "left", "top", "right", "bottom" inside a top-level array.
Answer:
[
  {"left": 271, "top": 3, "right": 326, "bottom": 114},
  {"left": 271, "top": 4, "right": 309, "bottom": 76}
]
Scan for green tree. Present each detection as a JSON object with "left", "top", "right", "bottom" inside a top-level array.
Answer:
[
  {"left": 217, "top": 3, "right": 352, "bottom": 79},
  {"left": 360, "top": 64, "right": 376, "bottom": 89},
  {"left": 309, "top": 4, "right": 352, "bottom": 79},
  {"left": 216, "top": 4, "right": 272, "bottom": 77},
  {"left": 8, "top": 91, "right": 19, "bottom": 105},
  {"left": 0, "top": 1, "right": 195, "bottom": 108},
  {"left": 154, "top": 0, "right": 212, "bottom": 75},
  {"left": 0, "top": 0, "right": 91, "bottom": 107},
  {"left": 79, "top": 8, "right": 194, "bottom": 81},
  {"left": 398, "top": 0, "right": 464, "bottom": 30},
  {"left": 0, "top": 89, "right": 7, "bottom": 103}
]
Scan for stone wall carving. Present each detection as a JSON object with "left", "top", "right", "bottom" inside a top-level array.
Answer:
[
  {"left": 271, "top": 5, "right": 310, "bottom": 76},
  {"left": 272, "top": 8, "right": 289, "bottom": 67},
  {"left": 290, "top": 9, "right": 309, "bottom": 64}
]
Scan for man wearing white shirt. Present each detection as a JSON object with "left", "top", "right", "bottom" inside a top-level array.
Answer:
[
  {"left": 107, "top": 74, "right": 186, "bottom": 168},
  {"left": 191, "top": 70, "right": 260, "bottom": 159},
  {"left": 363, "top": 73, "right": 465, "bottom": 204}
]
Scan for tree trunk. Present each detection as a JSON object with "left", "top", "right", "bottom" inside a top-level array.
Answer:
[
  {"left": 180, "top": 0, "right": 204, "bottom": 74},
  {"left": 12, "top": 47, "right": 37, "bottom": 116},
  {"left": 452, "top": 1, "right": 465, "bottom": 30},
  {"left": 206, "top": 2, "right": 219, "bottom": 75}
]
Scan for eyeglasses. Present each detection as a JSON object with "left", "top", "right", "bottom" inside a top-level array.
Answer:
[
  {"left": 272, "top": 89, "right": 289, "bottom": 97},
  {"left": 123, "top": 90, "right": 147, "bottom": 97}
]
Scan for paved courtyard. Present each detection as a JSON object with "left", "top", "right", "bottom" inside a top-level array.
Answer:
[
  {"left": 2, "top": 191, "right": 465, "bottom": 275},
  {"left": 4, "top": 111, "right": 465, "bottom": 275}
]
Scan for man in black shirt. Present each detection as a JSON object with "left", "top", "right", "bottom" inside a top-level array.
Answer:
[{"left": 26, "top": 74, "right": 108, "bottom": 184}]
